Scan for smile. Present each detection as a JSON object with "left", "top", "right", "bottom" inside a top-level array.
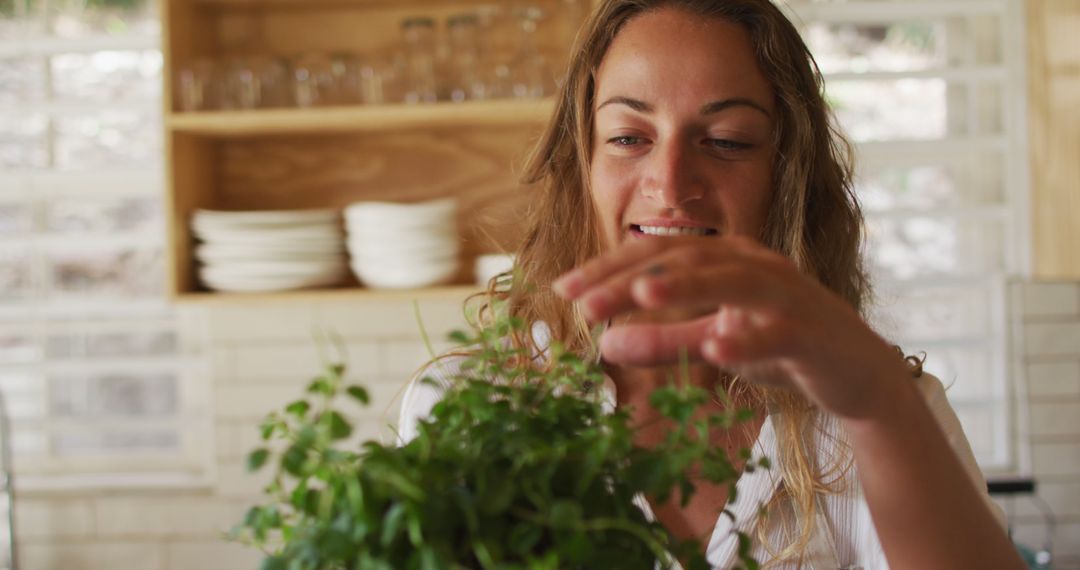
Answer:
[{"left": 631, "top": 224, "right": 718, "bottom": 237}]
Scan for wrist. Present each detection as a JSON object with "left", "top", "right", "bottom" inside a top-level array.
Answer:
[{"left": 841, "top": 370, "right": 924, "bottom": 433}]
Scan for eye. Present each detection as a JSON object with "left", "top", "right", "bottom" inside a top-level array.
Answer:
[
  {"left": 706, "top": 139, "right": 753, "bottom": 152},
  {"left": 608, "top": 135, "right": 644, "bottom": 147}
]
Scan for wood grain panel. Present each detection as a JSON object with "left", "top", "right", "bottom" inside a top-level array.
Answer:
[
  {"left": 216, "top": 126, "right": 541, "bottom": 256},
  {"left": 210, "top": 0, "right": 578, "bottom": 66},
  {"left": 1028, "top": 0, "right": 1080, "bottom": 279},
  {"left": 168, "top": 134, "right": 220, "bottom": 297}
]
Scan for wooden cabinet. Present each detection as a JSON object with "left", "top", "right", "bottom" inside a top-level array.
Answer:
[
  {"left": 1028, "top": 0, "right": 1080, "bottom": 279},
  {"left": 161, "top": 0, "right": 589, "bottom": 301}
]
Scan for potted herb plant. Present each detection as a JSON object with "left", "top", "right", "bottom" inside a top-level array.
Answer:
[{"left": 231, "top": 311, "right": 766, "bottom": 570}]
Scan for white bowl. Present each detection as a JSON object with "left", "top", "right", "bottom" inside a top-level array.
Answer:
[
  {"left": 474, "top": 253, "right": 516, "bottom": 285},
  {"left": 344, "top": 198, "right": 457, "bottom": 228},
  {"left": 350, "top": 248, "right": 459, "bottom": 271},
  {"left": 345, "top": 232, "right": 460, "bottom": 258},
  {"left": 345, "top": 217, "right": 457, "bottom": 238},
  {"left": 350, "top": 257, "right": 459, "bottom": 290}
]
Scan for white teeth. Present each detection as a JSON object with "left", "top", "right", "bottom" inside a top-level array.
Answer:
[{"left": 637, "top": 225, "right": 713, "bottom": 237}]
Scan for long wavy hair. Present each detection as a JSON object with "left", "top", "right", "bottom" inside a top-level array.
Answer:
[{"left": 475, "top": 0, "right": 870, "bottom": 563}]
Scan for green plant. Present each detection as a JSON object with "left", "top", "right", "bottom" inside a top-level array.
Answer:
[{"left": 230, "top": 311, "right": 767, "bottom": 570}]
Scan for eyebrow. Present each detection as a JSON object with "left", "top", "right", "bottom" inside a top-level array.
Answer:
[{"left": 596, "top": 95, "right": 771, "bottom": 118}]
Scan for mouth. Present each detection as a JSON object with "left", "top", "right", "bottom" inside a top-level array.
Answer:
[{"left": 630, "top": 224, "right": 719, "bottom": 237}]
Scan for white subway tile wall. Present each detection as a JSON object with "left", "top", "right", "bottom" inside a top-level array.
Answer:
[
  {"left": 998, "top": 280, "right": 1080, "bottom": 570},
  {"left": 14, "top": 296, "right": 471, "bottom": 569}
]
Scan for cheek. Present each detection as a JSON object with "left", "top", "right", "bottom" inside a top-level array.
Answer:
[
  {"left": 589, "top": 157, "right": 634, "bottom": 241},
  {"left": 719, "top": 162, "right": 774, "bottom": 236}
]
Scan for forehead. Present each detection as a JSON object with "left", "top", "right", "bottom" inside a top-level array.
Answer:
[{"left": 594, "top": 8, "right": 774, "bottom": 110}]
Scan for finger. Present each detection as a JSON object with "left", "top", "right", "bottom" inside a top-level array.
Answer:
[
  {"left": 553, "top": 235, "right": 769, "bottom": 300},
  {"left": 598, "top": 314, "right": 716, "bottom": 366},
  {"left": 576, "top": 246, "right": 759, "bottom": 322},
  {"left": 553, "top": 238, "right": 673, "bottom": 299},
  {"left": 701, "top": 318, "right": 798, "bottom": 366},
  {"left": 581, "top": 259, "right": 786, "bottom": 324},
  {"left": 632, "top": 263, "right": 791, "bottom": 316}
]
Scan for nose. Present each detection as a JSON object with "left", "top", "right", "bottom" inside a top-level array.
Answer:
[{"left": 640, "top": 139, "right": 705, "bottom": 207}]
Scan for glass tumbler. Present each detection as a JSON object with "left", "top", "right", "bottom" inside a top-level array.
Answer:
[
  {"left": 401, "top": 17, "right": 439, "bottom": 104},
  {"left": 447, "top": 13, "right": 485, "bottom": 102},
  {"left": 224, "top": 55, "right": 290, "bottom": 110},
  {"left": 175, "top": 59, "right": 220, "bottom": 111},
  {"left": 291, "top": 52, "right": 336, "bottom": 108},
  {"left": 510, "top": 7, "right": 554, "bottom": 99}
]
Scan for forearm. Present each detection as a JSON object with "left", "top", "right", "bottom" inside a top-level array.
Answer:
[{"left": 842, "top": 378, "right": 1023, "bottom": 569}]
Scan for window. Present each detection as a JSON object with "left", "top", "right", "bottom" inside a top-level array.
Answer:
[
  {"left": 0, "top": 0, "right": 208, "bottom": 500},
  {"left": 781, "top": 0, "right": 1027, "bottom": 470}
]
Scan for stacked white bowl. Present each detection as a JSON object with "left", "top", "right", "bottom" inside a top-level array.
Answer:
[
  {"left": 344, "top": 199, "right": 461, "bottom": 289},
  {"left": 191, "top": 209, "right": 348, "bottom": 292},
  {"left": 474, "top": 253, "right": 516, "bottom": 286}
]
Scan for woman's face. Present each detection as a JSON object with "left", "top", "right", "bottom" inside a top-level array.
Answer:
[{"left": 589, "top": 8, "right": 776, "bottom": 250}]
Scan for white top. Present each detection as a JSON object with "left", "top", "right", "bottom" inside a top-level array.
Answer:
[{"left": 397, "top": 328, "right": 1004, "bottom": 569}]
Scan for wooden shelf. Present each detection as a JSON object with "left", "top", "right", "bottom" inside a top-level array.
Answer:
[
  {"left": 167, "top": 98, "right": 555, "bottom": 137},
  {"left": 174, "top": 284, "right": 482, "bottom": 304}
]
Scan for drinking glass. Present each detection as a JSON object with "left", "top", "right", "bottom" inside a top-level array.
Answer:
[
  {"left": 447, "top": 13, "right": 485, "bottom": 102},
  {"left": 509, "top": 7, "right": 554, "bottom": 99},
  {"left": 175, "top": 59, "right": 220, "bottom": 111},
  {"left": 401, "top": 17, "right": 438, "bottom": 104},
  {"left": 291, "top": 52, "right": 336, "bottom": 108},
  {"left": 224, "top": 55, "right": 289, "bottom": 110}
]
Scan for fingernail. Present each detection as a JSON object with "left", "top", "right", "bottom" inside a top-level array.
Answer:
[
  {"left": 632, "top": 275, "right": 663, "bottom": 302},
  {"left": 713, "top": 316, "right": 730, "bottom": 336},
  {"left": 580, "top": 289, "right": 611, "bottom": 320},
  {"left": 703, "top": 338, "right": 721, "bottom": 360},
  {"left": 553, "top": 271, "right": 583, "bottom": 298}
]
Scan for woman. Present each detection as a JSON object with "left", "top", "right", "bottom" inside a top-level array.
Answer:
[{"left": 401, "top": 0, "right": 1023, "bottom": 567}]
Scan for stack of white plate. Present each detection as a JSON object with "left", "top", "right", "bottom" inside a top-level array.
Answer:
[
  {"left": 191, "top": 209, "right": 348, "bottom": 292},
  {"left": 344, "top": 199, "right": 460, "bottom": 289}
]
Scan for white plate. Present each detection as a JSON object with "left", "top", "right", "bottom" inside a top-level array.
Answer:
[
  {"left": 193, "top": 225, "right": 344, "bottom": 245},
  {"left": 195, "top": 244, "right": 345, "bottom": 264},
  {"left": 193, "top": 208, "right": 339, "bottom": 228},
  {"left": 200, "top": 270, "right": 347, "bottom": 292},
  {"left": 201, "top": 260, "right": 348, "bottom": 279}
]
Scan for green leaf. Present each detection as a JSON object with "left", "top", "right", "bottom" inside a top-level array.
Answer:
[
  {"left": 282, "top": 445, "right": 306, "bottom": 477},
  {"left": 247, "top": 448, "right": 270, "bottom": 472},
  {"left": 507, "top": 523, "right": 542, "bottom": 555},
  {"left": 549, "top": 500, "right": 582, "bottom": 530},
  {"left": 306, "top": 377, "right": 332, "bottom": 396},
  {"left": 285, "top": 400, "right": 310, "bottom": 418},
  {"left": 346, "top": 385, "right": 370, "bottom": 405},
  {"left": 318, "top": 529, "right": 353, "bottom": 560},
  {"left": 447, "top": 330, "right": 470, "bottom": 344},
  {"left": 326, "top": 411, "right": 352, "bottom": 440},
  {"left": 380, "top": 503, "right": 407, "bottom": 547},
  {"left": 259, "top": 556, "right": 287, "bottom": 570}
]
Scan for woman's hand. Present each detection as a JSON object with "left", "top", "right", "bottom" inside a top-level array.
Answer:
[{"left": 552, "top": 235, "right": 910, "bottom": 420}]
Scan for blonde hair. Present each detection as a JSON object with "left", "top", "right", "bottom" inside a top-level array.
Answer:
[{"left": 478, "top": 0, "right": 872, "bottom": 563}]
